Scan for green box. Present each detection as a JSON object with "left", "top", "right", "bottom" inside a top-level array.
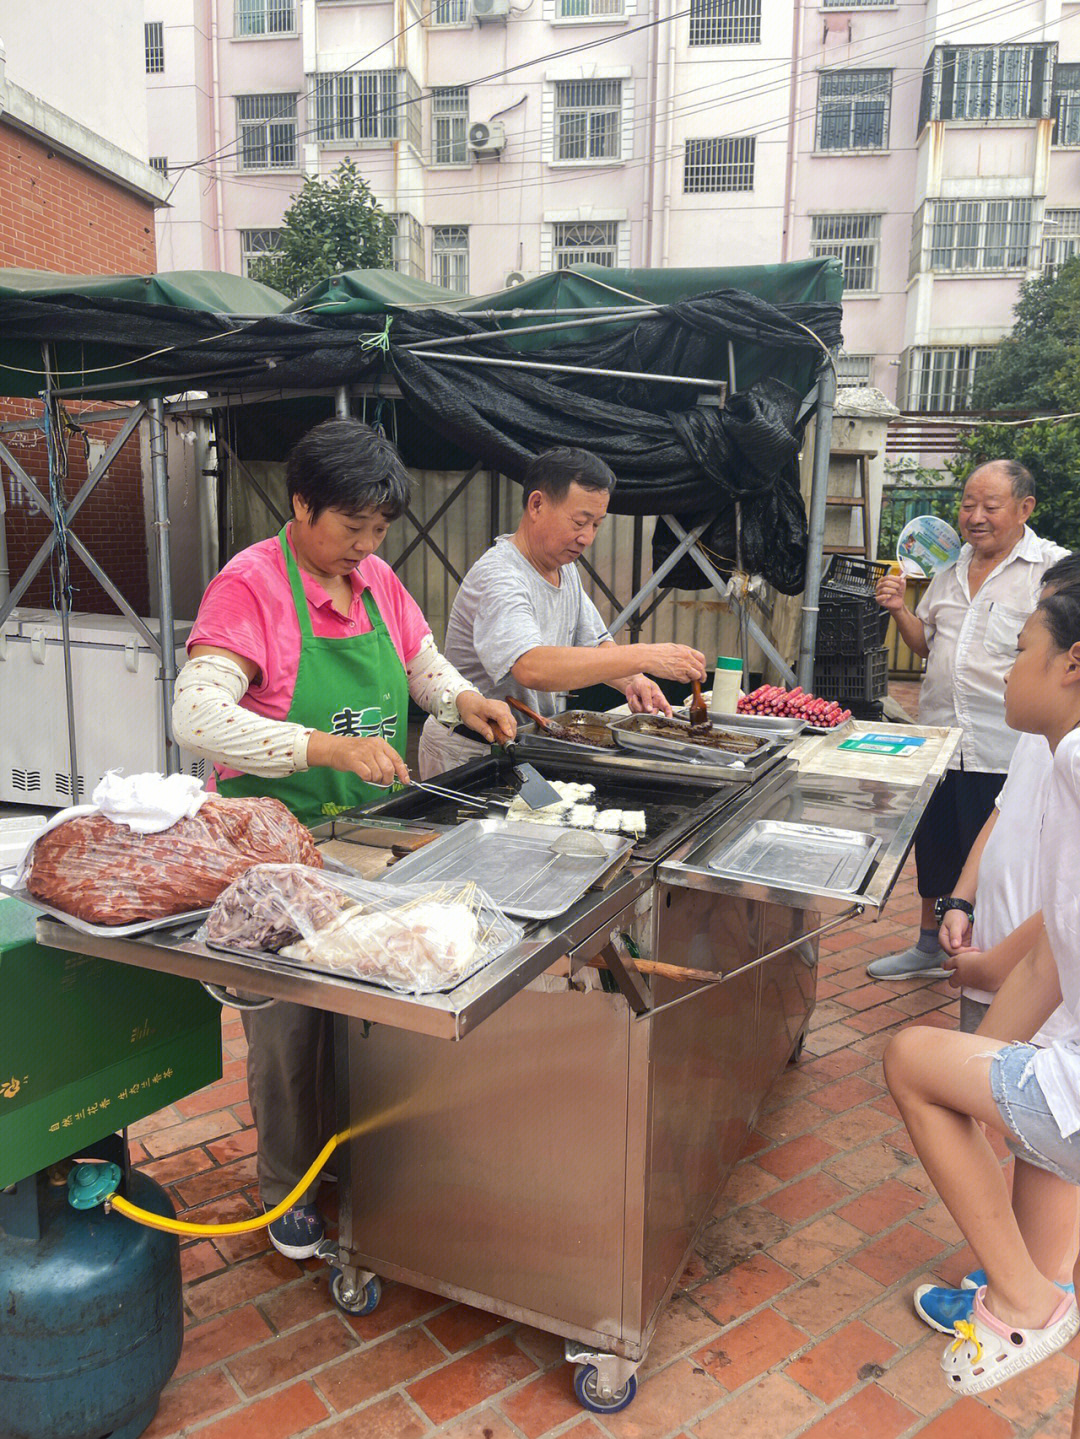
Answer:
[{"left": 0, "top": 898, "right": 222, "bottom": 1187}]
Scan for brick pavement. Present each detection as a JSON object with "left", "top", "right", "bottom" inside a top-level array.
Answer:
[{"left": 135, "top": 681, "right": 1078, "bottom": 1438}]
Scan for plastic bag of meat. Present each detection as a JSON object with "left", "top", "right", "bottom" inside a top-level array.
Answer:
[
  {"left": 26, "top": 796, "right": 322, "bottom": 926},
  {"left": 204, "top": 864, "right": 351, "bottom": 953},
  {"left": 201, "top": 869, "right": 523, "bottom": 992}
]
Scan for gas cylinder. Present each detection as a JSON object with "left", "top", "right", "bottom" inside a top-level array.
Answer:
[{"left": 0, "top": 1161, "right": 183, "bottom": 1439}]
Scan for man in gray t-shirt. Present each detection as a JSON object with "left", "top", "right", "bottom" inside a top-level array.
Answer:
[{"left": 420, "top": 448, "right": 706, "bottom": 777}]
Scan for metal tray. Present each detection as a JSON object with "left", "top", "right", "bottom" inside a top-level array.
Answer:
[
  {"left": 613, "top": 713, "right": 770, "bottom": 758},
  {"left": 706, "top": 819, "right": 881, "bottom": 895},
  {"left": 378, "top": 818, "right": 634, "bottom": 919},
  {"left": 696, "top": 709, "right": 807, "bottom": 737},
  {"left": 5, "top": 886, "right": 211, "bottom": 938}
]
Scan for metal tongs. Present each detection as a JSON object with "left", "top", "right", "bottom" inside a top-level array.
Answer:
[{"left": 409, "top": 779, "right": 510, "bottom": 811}]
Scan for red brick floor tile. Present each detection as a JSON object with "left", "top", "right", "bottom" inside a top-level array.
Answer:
[
  {"left": 848, "top": 1222, "right": 945, "bottom": 1287},
  {"left": 1030, "top": 1403, "right": 1077, "bottom": 1438},
  {"left": 407, "top": 1334, "right": 538, "bottom": 1424},
  {"left": 696, "top": 1204, "right": 790, "bottom": 1272},
  {"left": 822, "top": 1142, "right": 903, "bottom": 1192},
  {"left": 185, "top": 1251, "right": 299, "bottom": 1321},
  {"left": 771, "top": 1263, "right": 885, "bottom": 1337},
  {"left": 755, "top": 1097, "right": 827, "bottom": 1141},
  {"left": 175, "top": 1080, "right": 251, "bottom": 1118},
  {"left": 639, "top": 1294, "right": 722, "bottom": 1374},
  {"left": 314, "top": 1392, "right": 430, "bottom": 1439},
  {"left": 143, "top": 1369, "right": 238, "bottom": 1438},
  {"left": 186, "top": 1380, "right": 327, "bottom": 1439},
  {"left": 979, "top": 1351, "right": 1080, "bottom": 1428},
  {"left": 783, "top": 1320, "right": 898, "bottom": 1404},
  {"left": 514, "top": 1326, "right": 567, "bottom": 1370},
  {"left": 342, "top": 1281, "right": 446, "bottom": 1342},
  {"left": 696, "top": 1308, "right": 807, "bottom": 1391},
  {"left": 174, "top": 1304, "right": 274, "bottom": 1378},
  {"left": 211, "top": 1227, "right": 271, "bottom": 1265},
  {"left": 810, "top": 1074, "right": 883, "bottom": 1110},
  {"left": 695, "top": 1253, "right": 797, "bottom": 1327},
  {"left": 721, "top": 1160, "right": 782, "bottom": 1207},
  {"left": 760, "top": 1173, "right": 854, "bottom": 1225},
  {"left": 436, "top": 1407, "right": 520, "bottom": 1439},
  {"left": 497, "top": 1367, "right": 581, "bottom": 1437},
  {"left": 796, "top": 1382, "right": 917, "bottom": 1439},
  {"left": 180, "top": 1240, "right": 227, "bottom": 1286},
  {"left": 141, "top": 1111, "right": 239, "bottom": 1158},
  {"left": 205, "top": 1127, "right": 260, "bottom": 1165},
  {"left": 799, "top": 1049, "right": 873, "bottom": 1082},
  {"left": 259, "top": 1275, "right": 336, "bottom": 1334},
  {"left": 876, "top": 1338, "right": 961, "bottom": 1417},
  {"left": 915, "top": 1396, "right": 1017, "bottom": 1439},
  {"left": 424, "top": 1303, "right": 507, "bottom": 1354},
  {"left": 910, "top": 1198, "right": 964, "bottom": 1246},
  {"left": 769, "top": 1214, "right": 867, "bottom": 1280},
  {"left": 863, "top": 1287, "right": 939, "bottom": 1348},
  {"left": 130, "top": 1105, "right": 183, "bottom": 1137},
  {"left": 601, "top": 1358, "right": 723, "bottom": 1438},
  {"left": 831, "top": 984, "right": 898, "bottom": 1014},
  {"left": 692, "top": 1372, "right": 822, "bottom": 1439},
  {"left": 316, "top": 1326, "right": 444, "bottom": 1412},
  {"left": 173, "top": 1154, "right": 259, "bottom": 1209},
  {"left": 142, "top": 1146, "right": 214, "bottom": 1187},
  {"left": 756, "top": 1134, "right": 838, "bottom": 1181},
  {"left": 805, "top": 1022, "right": 865, "bottom": 1056},
  {"left": 835, "top": 1178, "right": 927, "bottom": 1234},
  {"left": 560, "top": 1423, "right": 610, "bottom": 1439},
  {"left": 227, "top": 1313, "right": 356, "bottom": 1396},
  {"left": 814, "top": 1106, "right": 899, "bottom": 1150}
]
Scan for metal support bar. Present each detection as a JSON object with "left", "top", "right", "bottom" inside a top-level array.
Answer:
[
  {"left": 335, "top": 386, "right": 351, "bottom": 418},
  {"left": 630, "top": 515, "right": 643, "bottom": 641},
  {"left": 1, "top": 407, "right": 139, "bottom": 432},
  {"left": 797, "top": 360, "right": 838, "bottom": 691},
  {"left": 393, "top": 464, "right": 481, "bottom": 570},
  {"left": 663, "top": 515, "right": 796, "bottom": 685},
  {"left": 148, "top": 396, "right": 180, "bottom": 774},
  {"left": 418, "top": 351, "right": 728, "bottom": 392},
  {"left": 608, "top": 520, "right": 709, "bottom": 636},
  {"left": 217, "top": 437, "right": 288, "bottom": 527},
  {"left": 576, "top": 554, "right": 622, "bottom": 613},
  {"left": 395, "top": 509, "right": 463, "bottom": 585},
  {"left": 402, "top": 308, "right": 663, "bottom": 351},
  {"left": 637, "top": 587, "right": 672, "bottom": 627}
]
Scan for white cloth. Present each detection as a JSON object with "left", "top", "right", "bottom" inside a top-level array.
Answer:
[
  {"left": 419, "top": 714, "right": 489, "bottom": 779},
  {"left": 13, "top": 770, "right": 208, "bottom": 884},
  {"left": 1031, "top": 728, "right": 1080, "bottom": 1134},
  {"left": 964, "top": 732, "right": 1074, "bottom": 1045},
  {"left": 916, "top": 527, "right": 1068, "bottom": 772},
  {"left": 441, "top": 534, "right": 612, "bottom": 719}
]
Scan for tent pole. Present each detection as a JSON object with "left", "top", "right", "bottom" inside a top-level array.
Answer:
[
  {"left": 42, "top": 351, "right": 82, "bottom": 805},
  {"left": 419, "top": 351, "right": 728, "bottom": 391},
  {"left": 335, "top": 386, "right": 351, "bottom": 418},
  {"left": 630, "top": 515, "right": 643, "bottom": 641},
  {"left": 797, "top": 359, "right": 837, "bottom": 691},
  {"left": 148, "top": 395, "right": 180, "bottom": 775},
  {"left": 403, "top": 309, "right": 663, "bottom": 350}
]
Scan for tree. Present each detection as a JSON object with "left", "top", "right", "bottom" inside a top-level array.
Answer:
[
  {"left": 971, "top": 256, "right": 1080, "bottom": 413},
  {"left": 248, "top": 160, "right": 393, "bottom": 299},
  {"left": 947, "top": 421, "right": 1080, "bottom": 551}
]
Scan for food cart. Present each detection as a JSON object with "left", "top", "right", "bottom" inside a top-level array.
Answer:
[{"left": 31, "top": 715, "right": 958, "bottom": 1415}]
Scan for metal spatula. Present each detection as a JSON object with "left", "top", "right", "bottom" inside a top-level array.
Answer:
[{"left": 512, "top": 762, "right": 563, "bottom": 809}]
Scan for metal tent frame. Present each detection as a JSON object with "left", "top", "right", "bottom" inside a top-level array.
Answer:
[{"left": 0, "top": 327, "right": 835, "bottom": 794}]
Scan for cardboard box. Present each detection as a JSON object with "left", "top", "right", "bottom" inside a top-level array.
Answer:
[{"left": 0, "top": 898, "right": 222, "bottom": 1186}]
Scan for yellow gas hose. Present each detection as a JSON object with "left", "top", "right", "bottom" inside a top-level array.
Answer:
[{"left": 106, "top": 1128, "right": 351, "bottom": 1237}]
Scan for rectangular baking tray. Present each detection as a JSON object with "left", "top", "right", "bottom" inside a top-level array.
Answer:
[
  {"left": 5, "top": 886, "right": 211, "bottom": 937},
  {"left": 377, "top": 818, "right": 634, "bottom": 919},
  {"left": 702, "top": 708, "right": 851, "bottom": 738},
  {"left": 706, "top": 820, "right": 881, "bottom": 895}
]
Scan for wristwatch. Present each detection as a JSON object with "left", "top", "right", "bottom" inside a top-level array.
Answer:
[{"left": 934, "top": 896, "right": 975, "bottom": 924}]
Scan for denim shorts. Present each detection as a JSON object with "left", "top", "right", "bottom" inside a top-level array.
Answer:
[{"left": 990, "top": 1042, "right": 1080, "bottom": 1184}]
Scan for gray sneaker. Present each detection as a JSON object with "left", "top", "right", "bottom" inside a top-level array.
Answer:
[{"left": 866, "top": 945, "right": 950, "bottom": 981}]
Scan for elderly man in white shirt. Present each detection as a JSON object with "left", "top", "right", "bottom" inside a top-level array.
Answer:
[{"left": 869, "top": 459, "right": 1068, "bottom": 981}]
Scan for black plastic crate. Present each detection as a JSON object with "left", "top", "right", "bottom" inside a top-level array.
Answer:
[
  {"left": 815, "top": 595, "right": 892, "bottom": 657},
  {"left": 848, "top": 699, "right": 886, "bottom": 721},
  {"left": 821, "top": 555, "right": 892, "bottom": 598},
  {"left": 814, "top": 646, "right": 890, "bottom": 703}
]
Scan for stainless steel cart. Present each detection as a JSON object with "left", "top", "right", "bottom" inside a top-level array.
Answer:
[{"left": 32, "top": 720, "right": 958, "bottom": 1415}]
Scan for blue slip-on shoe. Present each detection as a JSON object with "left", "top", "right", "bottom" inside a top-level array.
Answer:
[
  {"left": 961, "top": 1269, "right": 987, "bottom": 1290},
  {"left": 267, "top": 1203, "right": 325, "bottom": 1260},
  {"left": 917, "top": 1272, "right": 1073, "bottom": 1334}
]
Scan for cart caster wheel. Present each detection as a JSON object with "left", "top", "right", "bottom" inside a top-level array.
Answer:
[
  {"left": 331, "top": 1271, "right": 382, "bottom": 1316},
  {"left": 573, "top": 1364, "right": 637, "bottom": 1414},
  {"left": 788, "top": 1030, "right": 806, "bottom": 1065}
]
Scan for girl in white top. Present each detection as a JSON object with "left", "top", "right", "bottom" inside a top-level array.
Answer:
[{"left": 885, "top": 588, "right": 1080, "bottom": 1408}]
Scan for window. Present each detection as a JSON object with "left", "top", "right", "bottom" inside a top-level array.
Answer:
[
  {"left": 836, "top": 354, "right": 874, "bottom": 387},
  {"left": 816, "top": 70, "right": 891, "bottom": 150},
  {"left": 1053, "top": 63, "right": 1080, "bottom": 145},
  {"left": 432, "top": 227, "right": 469, "bottom": 292},
  {"left": 683, "top": 136, "right": 755, "bottom": 192},
  {"left": 904, "top": 346, "right": 995, "bottom": 413},
  {"left": 430, "top": 0, "right": 469, "bottom": 22},
  {"left": 927, "top": 198, "right": 1033, "bottom": 272},
  {"left": 920, "top": 45, "right": 1053, "bottom": 127},
  {"left": 553, "top": 80, "right": 622, "bottom": 161},
  {"left": 149, "top": 156, "right": 169, "bottom": 176},
  {"left": 432, "top": 87, "right": 469, "bottom": 164},
  {"left": 1043, "top": 210, "right": 1080, "bottom": 272},
  {"left": 145, "top": 21, "right": 164, "bottom": 73},
  {"left": 235, "top": 0, "right": 295, "bottom": 34},
  {"left": 810, "top": 214, "right": 881, "bottom": 291},
  {"left": 237, "top": 94, "right": 298, "bottom": 170},
  {"left": 688, "top": 0, "right": 761, "bottom": 46},
  {"left": 552, "top": 221, "right": 619, "bottom": 267},
  {"left": 558, "top": 0, "right": 624, "bottom": 15},
  {"left": 312, "top": 71, "right": 421, "bottom": 151},
  {"left": 240, "top": 228, "right": 282, "bottom": 277},
  {"left": 389, "top": 214, "right": 424, "bottom": 278}
]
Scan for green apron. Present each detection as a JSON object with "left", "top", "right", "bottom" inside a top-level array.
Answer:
[{"left": 217, "top": 528, "right": 409, "bottom": 829}]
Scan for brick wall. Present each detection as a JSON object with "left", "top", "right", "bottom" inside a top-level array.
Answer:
[{"left": 1, "top": 123, "right": 157, "bottom": 615}]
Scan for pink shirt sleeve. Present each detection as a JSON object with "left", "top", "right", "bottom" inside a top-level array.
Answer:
[{"left": 188, "top": 569, "right": 275, "bottom": 681}]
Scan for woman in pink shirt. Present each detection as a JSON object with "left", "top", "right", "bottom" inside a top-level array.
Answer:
[{"left": 173, "top": 419, "right": 513, "bottom": 1263}]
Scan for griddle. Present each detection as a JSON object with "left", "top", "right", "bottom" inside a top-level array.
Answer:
[{"left": 353, "top": 752, "right": 744, "bottom": 863}]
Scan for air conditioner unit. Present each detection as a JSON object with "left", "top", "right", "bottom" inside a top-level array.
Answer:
[
  {"left": 504, "top": 270, "right": 528, "bottom": 287},
  {"left": 472, "top": 0, "right": 510, "bottom": 20},
  {"left": 468, "top": 120, "right": 507, "bottom": 155}
]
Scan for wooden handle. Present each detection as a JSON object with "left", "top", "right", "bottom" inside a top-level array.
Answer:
[
  {"left": 504, "top": 695, "right": 549, "bottom": 729},
  {"left": 588, "top": 956, "right": 725, "bottom": 986}
]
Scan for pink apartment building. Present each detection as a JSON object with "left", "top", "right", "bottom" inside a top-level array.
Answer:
[{"left": 146, "top": 0, "right": 1080, "bottom": 411}]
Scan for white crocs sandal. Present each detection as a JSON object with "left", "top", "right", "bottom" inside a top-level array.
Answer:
[{"left": 941, "top": 1286, "right": 1080, "bottom": 1395}]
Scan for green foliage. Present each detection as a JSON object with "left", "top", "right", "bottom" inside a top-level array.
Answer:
[
  {"left": 877, "top": 474, "right": 961, "bottom": 559},
  {"left": 248, "top": 160, "right": 393, "bottom": 299},
  {"left": 971, "top": 256, "right": 1080, "bottom": 413},
  {"left": 947, "top": 421, "right": 1080, "bottom": 551}
]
